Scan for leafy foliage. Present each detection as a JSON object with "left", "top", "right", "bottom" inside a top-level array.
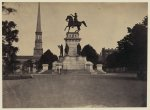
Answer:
[
  {"left": 2, "top": 21, "right": 19, "bottom": 45},
  {"left": 117, "top": 16, "right": 147, "bottom": 70},
  {"left": 105, "top": 52, "right": 119, "bottom": 68},
  {"left": 2, "top": 3, "right": 19, "bottom": 75},
  {"left": 81, "top": 44, "right": 99, "bottom": 69},
  {"left": 37, "top": 49, "right": 58, "bottom": 70},
  {"left": 2, "top": 2, "right": 16, "bottom": 14},
  {"left": 104, "top": 16, "right": 147, "bottom": 79},
  {"left": 2, "top": 21, "right": 19, "bottom": 74}
]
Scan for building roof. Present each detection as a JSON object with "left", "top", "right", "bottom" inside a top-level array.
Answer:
[{"left": 17, "top": 56, "right": 33, "bottom": 59}]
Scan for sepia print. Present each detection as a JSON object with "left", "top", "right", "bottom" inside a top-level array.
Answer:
[{"left": 2, "top": 2, "right": 147, "bottom": 108}]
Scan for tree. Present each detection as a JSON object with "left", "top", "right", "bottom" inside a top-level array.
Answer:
[
  {"left": 111, "top": 16, "right": 148, "bottom": 80},
  {"left": 81, "top": 44, "right": 99, "bottom": 69},
  {"left": 2, "top": 3, "right": 19, "bottom": 75},
  {"left": 105, "top": 52, "right": 119, "bottom": 68},
  {"left": 117, "top": 16, "right": 147, "bottom": 71},
  {"left": 38, "top": 49, "right": 58, "bottom": 70},
  {"left": 104, "top": 16, "right": 147, "bottom": 79},
  {"left": 2, "top": 2, "right": 16, "bottom": 14}
]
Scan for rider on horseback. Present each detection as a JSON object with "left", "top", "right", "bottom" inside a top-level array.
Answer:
[
  {"left": 65, "top": 13, "right": 87, "bottom": 32},
  {"left": 70, "top": 13, "right": 78, "bottom": 26}
]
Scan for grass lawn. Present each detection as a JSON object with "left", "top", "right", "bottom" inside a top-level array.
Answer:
[{"left": 3, "top": 73, "right": 147, "bottom": 108}]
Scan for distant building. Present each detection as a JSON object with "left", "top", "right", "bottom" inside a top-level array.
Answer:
[
  {"left": 98, "top": 48, "right": 117, "bottom": 64},
  {"left": 17, "top": 3, "right": 43, "bottom": 62},
  {"left": 17, "top": 56, "right": 35, "bottom": 63},
  {"left": 16, "top": 3, "right": 43, "bottom": 73},
  {"left": 33, "top": 3, "right": 43, "bottom": 58},
  {"left": 98, "top": 48, "right": 128, "bottom": 73}
]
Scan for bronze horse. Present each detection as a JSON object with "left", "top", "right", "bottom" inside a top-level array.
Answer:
[{"left": 64, "top": 15, "right": 87, "bottom": 32}]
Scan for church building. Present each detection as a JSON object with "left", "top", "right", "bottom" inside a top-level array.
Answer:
[{"left": 17, "top": 3, "right": 43, "bottom": 63}]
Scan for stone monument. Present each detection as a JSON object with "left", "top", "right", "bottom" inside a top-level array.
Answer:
[
  {"left": 53, "top": 13, "right": 94, "bottom": 73},
  {"left": 63, "top": 32, "right": 87, "bottom": 70}
]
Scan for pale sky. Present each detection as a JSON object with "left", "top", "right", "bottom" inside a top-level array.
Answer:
[{"left": 2, "top": 2, "right": 147, "bottom": 56}]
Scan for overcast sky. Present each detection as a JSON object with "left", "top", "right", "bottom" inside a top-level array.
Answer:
[{"left": 2, "top": 2, "right": 147, "bottom": 56}]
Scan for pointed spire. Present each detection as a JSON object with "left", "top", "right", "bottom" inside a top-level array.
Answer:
[{"left": 36, "top": 3, "right": 42, "bottom": 32}]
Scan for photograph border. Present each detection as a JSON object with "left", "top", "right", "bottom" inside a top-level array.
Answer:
[{"left": 1, "top": 0, "right": 149, "bottom": 110}]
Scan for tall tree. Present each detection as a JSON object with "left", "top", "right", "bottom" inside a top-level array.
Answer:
[
  {"left": 2, "top": 3, "right": 19, "bottom": 75},
  {"left": 38, "top": 49, "right": 58, "bottom": 70},
  {"left": 105, "top": 51, "right": 119, "bottom": 68},
  {"left": 81, "top": 44, "right": 99, "bottom": 69},
  {"left": 117, "top": 16, "right": 147, "bottom": 71},
  {"left": 103, "top": 16, "right": 147, "bottom": 79}
]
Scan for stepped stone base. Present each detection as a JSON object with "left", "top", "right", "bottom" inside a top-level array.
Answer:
[
  {"left": 61, "top": 70, "right": 91, "bottom": 74},
  {"left": 52, "top": 56, "right": 94, "bottom": 73},
  {"left": 63, "top": 56, "right": 86, "bottom": 70},
  {"left": 52, "top": 32, "right": 94, "bottom": 73}
]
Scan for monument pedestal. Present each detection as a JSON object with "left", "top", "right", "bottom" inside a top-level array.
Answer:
[
  {"left": 53, "top": 32, "right": 94, "bottom": 73},
  {"left": 64, "top": 32, "right": 81, "bottom": 56},
  {"left": 63, "top": 56, "right": 86, "bottom": 70}
]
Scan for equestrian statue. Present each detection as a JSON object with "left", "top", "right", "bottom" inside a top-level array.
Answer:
[{"left": 64, "top": 13, "right": 87, "bottom": 32}]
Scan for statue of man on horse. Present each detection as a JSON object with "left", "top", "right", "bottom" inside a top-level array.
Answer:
[
  {"left": 64, "top": 13, "right": 87, "bottom": 32},
  {"left": 70, "top": 13, "right": 78, "bottom": 26}
]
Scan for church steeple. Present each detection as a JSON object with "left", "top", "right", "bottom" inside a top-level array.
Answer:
[
  {"left": 34, "top": 3, "right": 43, "bottom": 58},
  {"left": 36, "top": 3, "right": 41, "bottom": 32}
]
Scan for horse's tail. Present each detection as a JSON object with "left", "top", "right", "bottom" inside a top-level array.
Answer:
[
  {"left": 64, "top": 26, "right": 68, "bottom": 31},
  {"left": 64, "top": 27, "right": 66, "bottom": 31},
  {"left": 82, "top": 21, "right": 87, "bottom": 27}
]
